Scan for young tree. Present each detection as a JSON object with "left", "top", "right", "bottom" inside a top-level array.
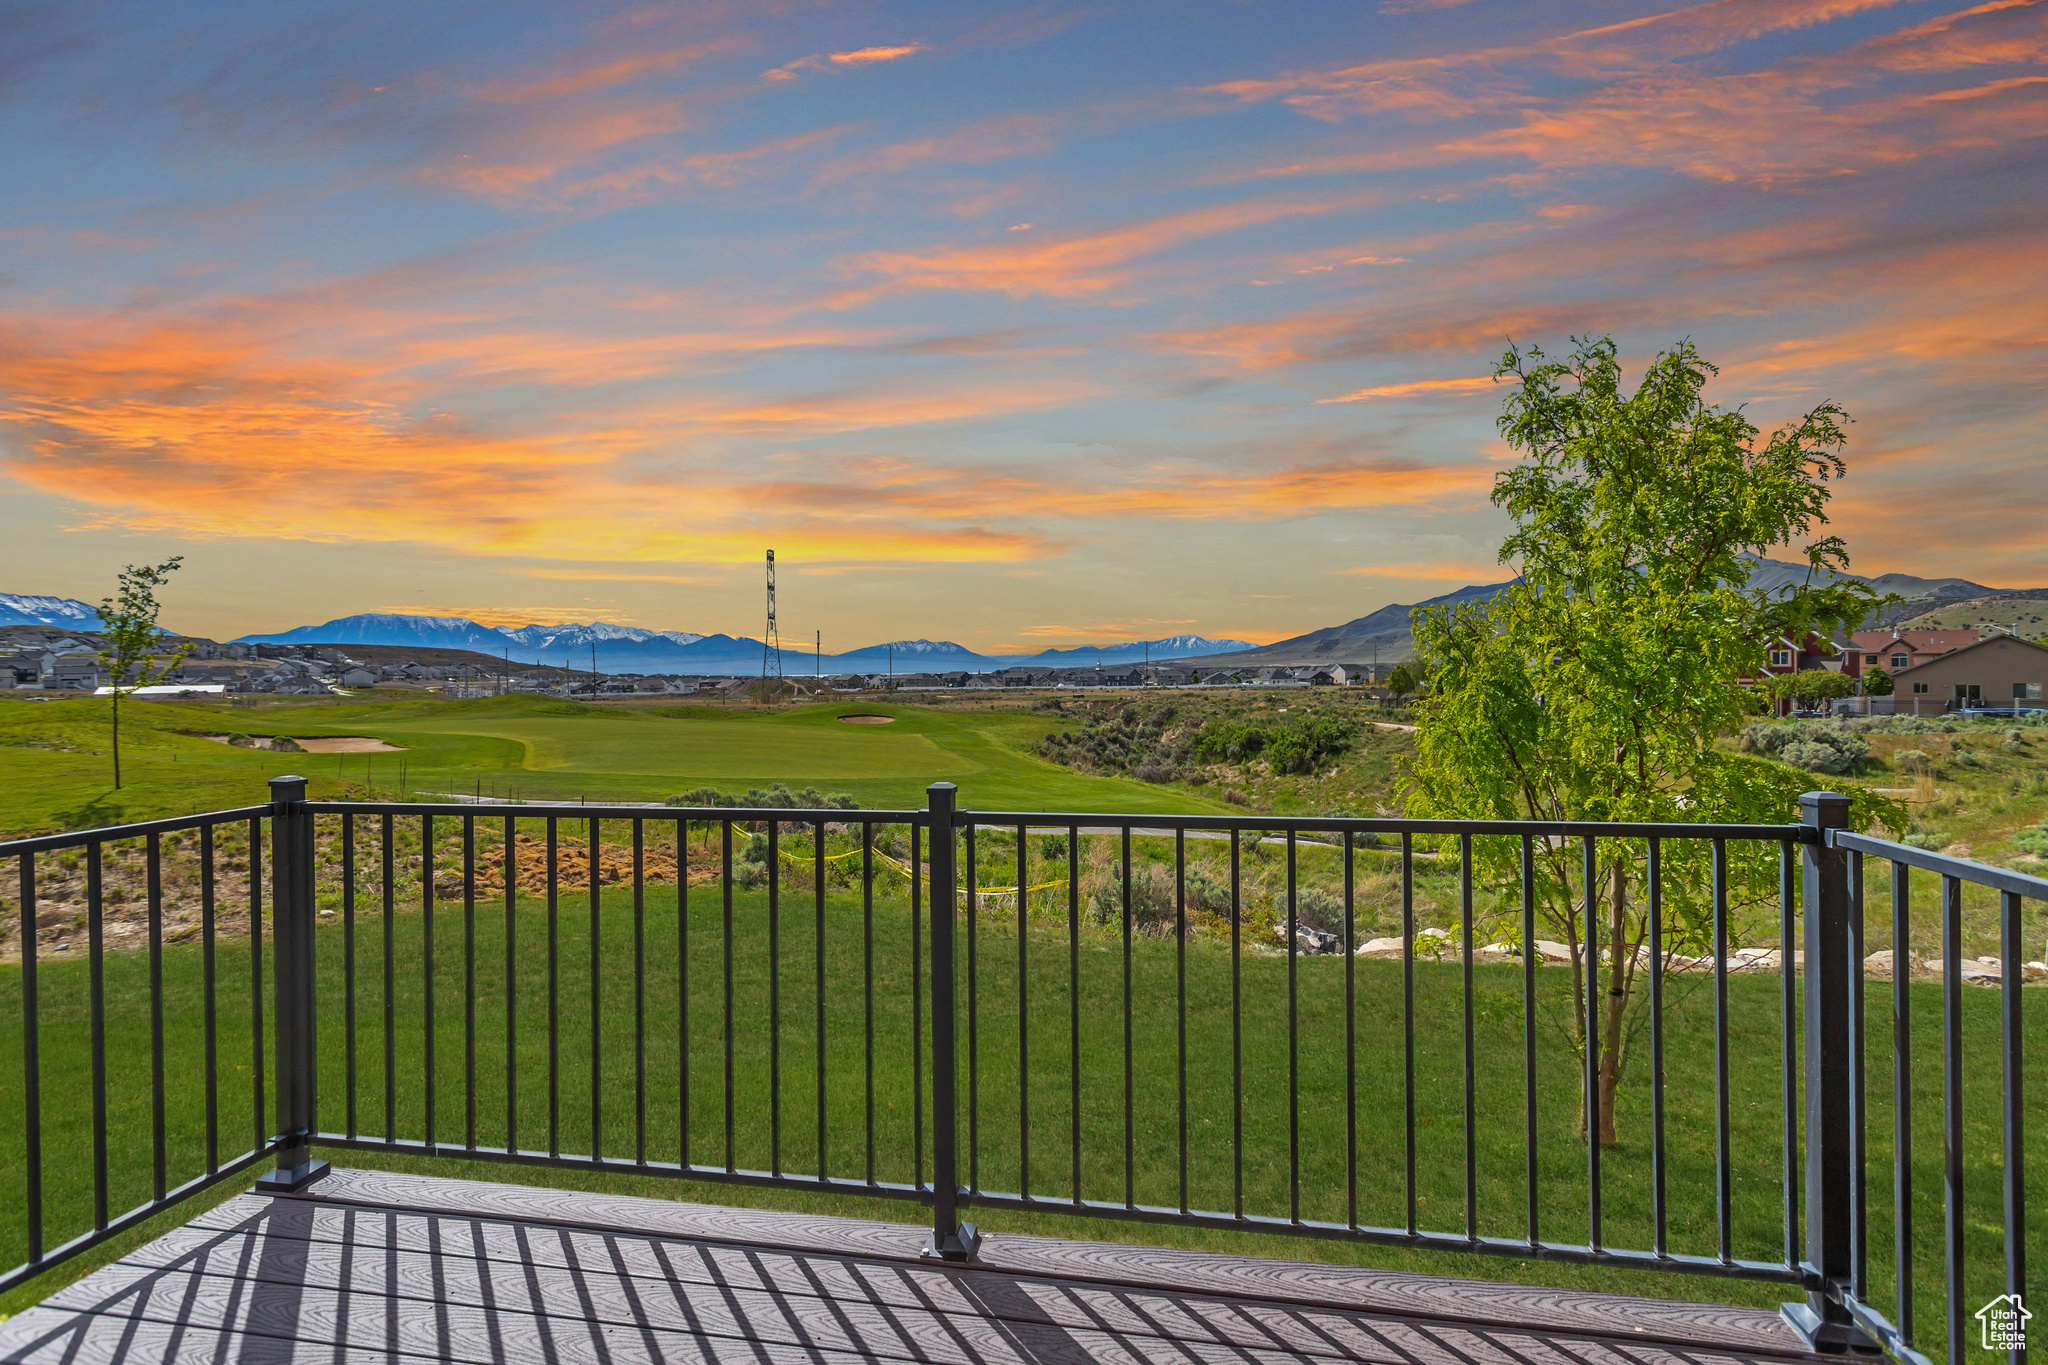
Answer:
[
  {"left": 1862, "top": 666, "right": 1894, "bottom": 697},
  {"left": 95, "top": 558, "right": 193, "bottom": 789},
  {"left": 1385, "top": 662, "right": 1419, "bottom": 701},
  {"left": 1762, "top": 669, "right": 1857, "bottom": 709},
  {"left": 1404, "top": 337, "right": 1902, "bottom": 1145}
]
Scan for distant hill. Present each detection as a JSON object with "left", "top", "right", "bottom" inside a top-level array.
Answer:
[
  {"left": 1163, "top": 554, "right": 2013, "bottom": 667},
  {"left": 1892, "top": 594, "right": 2048, "bottom": 644},
  {"left": 1167, "top": 581, "right": 1509, "bottom": 667},
  {"left": 0, "top": 594, "right": 101, "bottom": 630}
]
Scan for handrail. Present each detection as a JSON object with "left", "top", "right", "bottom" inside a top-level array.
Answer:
[
  {"left": 0, "top": 804, "right": 272, "bottom": 856},
  {"left": 1832, "top": 828, "right": 2048, "bottom": 900},
  {"left": 1, "top": 780, "right": 2031, "bottom": 1365}
]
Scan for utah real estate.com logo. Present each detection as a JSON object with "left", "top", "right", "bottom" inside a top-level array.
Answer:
[{"left": 1977, "top": 1294, "right": 2029, "bottom": 1353}]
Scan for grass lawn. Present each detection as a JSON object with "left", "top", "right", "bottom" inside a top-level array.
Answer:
[
  {"left": 2, "top": 856, "right": 2038, "bottom": 1329},
  {"left": 0, "top": 694, "right": 1225, "bottom": 837}
]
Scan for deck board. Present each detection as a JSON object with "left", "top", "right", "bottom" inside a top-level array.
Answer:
[{"left": 0, "top": 1169, "right": 1824, "bottom": 1365}]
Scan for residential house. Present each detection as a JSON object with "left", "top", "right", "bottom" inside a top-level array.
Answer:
[
  {"left": 337, "top": 666, "right": 382, "bottom": 688},
  {"left": 44, "top": 655, "right": 106, "bottom": 690},
  {"left": 1887, "top": 634, "right": 2048, "bottom": 714},
  {"left": 1751, "top": 631, "right": 1857, "bottom": 714},
  {"left": 0, "top": 650, "right": 50, "bottom": 688},
  {"left": 1847, "top": 629, "right": 1975, "bottom": 678}
]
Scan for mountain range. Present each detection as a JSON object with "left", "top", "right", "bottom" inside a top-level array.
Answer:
[
  {"left": 1169, "top": 555, "right": 2008, "bottom": 668},
  {"left": 0, "top": 594, "right": 102, "bottom": 631},
  {"left": 224, "top": 617, "right": 1260, "bottom": 674},
  {"left": 2, "top": 555, "right": 2017, "bottom": 674}
]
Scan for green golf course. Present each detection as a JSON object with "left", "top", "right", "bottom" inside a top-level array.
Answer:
[{"left": 0, "top": 693, "right": 1226, "bottom": 835}]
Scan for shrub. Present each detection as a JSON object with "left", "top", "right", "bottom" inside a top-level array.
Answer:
[
  {"left": 666, "top": 786, "right": 728, "bottom": 808},
  {"left": 1291, "top": 884, "right": 1346, "bottom": 934},
  {"left": 1132, "top": 760, "right": 1175, "bottom": 783},
  {"left": 1223, "top": 788, "right": 1248, "bottom": 806},
  {"left": 1750, "top": 720, "right": 1868, "bottom": 773},
  {"left": 1039, "top": 833, "right": 1068, "bottom": 862},
  {"left": 1089, "top": 862, "right": 1177, "bottom": 933},
  {"left": 1184, "top": 867, "right": 1233, "bottom": 916},
  {"left": 1901, "top": 831, "right": 1945, "bottom": 850},
  {"left": 270, "top": 736, "right": 303, "bottom": 753},
  {"left": 1782, "top": 739, "right": 1856, "bottom": 775},
  {"left": 1952, "top": 750, "right": 1983, "bottom": 769},
  {"left": 227, "top": 733, "right": 253, "bottom": 747},
  {"left": 1896, "top": 750, "right": 1932, "bottom": 774},
  {"left": 2016, "top": 826, "right": 2048, "bottom": 856}
]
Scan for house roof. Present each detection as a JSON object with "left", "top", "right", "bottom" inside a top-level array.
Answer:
[
  {"left": 1889, "top": 632, "right": 2048, "bottom": 676},
  {"left": 1849, "top": 628, "right": 1976, "bottom": 656}
]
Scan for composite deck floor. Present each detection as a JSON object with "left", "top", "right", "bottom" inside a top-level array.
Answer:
[{"left": 0, "top": 1169, "right": 1826, "bottom": 1365}]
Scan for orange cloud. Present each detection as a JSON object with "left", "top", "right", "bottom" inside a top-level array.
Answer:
[
  {"left": 812, "top": 112, "right": 1061, "bottom": 183},
  {"left": 765, "top": 43, "right": 929, "bottom": 81},
  {"left": 0, "top": 316, "right": 1056, "bottom": 566},
  {"left": 1314, "top": 375, "right": 1498, "bottom": 403},
  {"left": 844, "top": 198, "right": 1355, "bottom": 298},
  {"left": 735, "top": 457, "right": 1495, "bottom": 522},
  {"left": 1208, "top": 0, "right": 2046, "bottom": 185},
  {"left": 476, "top": 39, "right": 745, "bottom": 104}
]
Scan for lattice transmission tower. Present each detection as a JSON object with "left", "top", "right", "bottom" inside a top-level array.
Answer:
[{"left": 761, "top": 548, "right": 782, "bottom": 695}]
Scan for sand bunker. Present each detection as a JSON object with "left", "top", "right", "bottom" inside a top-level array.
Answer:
[
  {"left": 203, "top": 734, "right": 405, "bottom": 753},
  {"left": 836, "top": 714, "right": 895, "bottom": 724}
]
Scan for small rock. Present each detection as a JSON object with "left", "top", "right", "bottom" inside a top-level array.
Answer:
[
  {"left": 1356, "top": 936, "right": 1405, "bottom": 956},
  {"left": 1531, "top": 939, "right": 1578, "bottom": 965},
  {"left": 1294, "top": 927, "right": 1341, "bottom": 955}
]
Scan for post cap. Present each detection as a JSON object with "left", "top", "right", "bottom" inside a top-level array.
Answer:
[{"left": 1797, "top": 791, "right": 1851, "bottom": 827}]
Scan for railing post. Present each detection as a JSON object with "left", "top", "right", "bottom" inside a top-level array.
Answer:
[
  {"left": 922, "top": 781, "right": 979, "bottom": 1261},
  {"left": 256, "top": 776, "right": 329, "bottom": 1192},
  {"left": 1782, "top": 791, "right": 1871, "bottom": 1352}
]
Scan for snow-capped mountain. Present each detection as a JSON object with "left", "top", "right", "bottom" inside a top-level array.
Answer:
[
  {"left": 0, "top": 593, "right": 102, "bottom": 629},
  {"left": 835, "top": 639, "right": 981, "bottom": 660},
  {"left": 237, "top": 613, "right": 513, "bottom": 650},
  {"left": 501, "top": 623, "right": 707, "bottom": 650}
]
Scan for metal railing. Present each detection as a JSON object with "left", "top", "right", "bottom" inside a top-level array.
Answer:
[{"left": 2, "top": 778, "right": 2038, "bottom": 1365}]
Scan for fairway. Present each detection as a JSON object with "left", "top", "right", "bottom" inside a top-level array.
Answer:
[
  {"left": 0, "top": 695, "right": 1225, "bottom": 833},
  {"left": 318, "top": 699, "right": 1221, "bottom": 811}
]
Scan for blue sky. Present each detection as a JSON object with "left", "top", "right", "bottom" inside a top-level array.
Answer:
[{"left": 2, "top": 0, "right": 2043, "bottom": 647}]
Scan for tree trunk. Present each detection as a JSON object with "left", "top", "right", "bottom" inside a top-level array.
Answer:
[
  {"left": 111, "top": 690, "right": 122, "bottom": 789},
  {"left": 1577, "top": 862, "right": 1631, "bottom": 1147}
]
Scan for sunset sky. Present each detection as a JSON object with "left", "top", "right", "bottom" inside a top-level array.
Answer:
[{"left": 2, "top": 0, "right": 2043, "bottom": 649}]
